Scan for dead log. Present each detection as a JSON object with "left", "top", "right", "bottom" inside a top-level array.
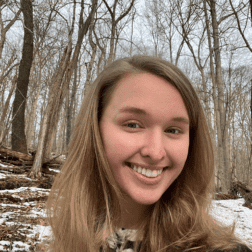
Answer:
[
  {"left": 4, "top": 160, "right": 33, "bottom": 166},
  {"left": 45, "top": 163, "right": 61, "bottom": 168},
  {"left": 0, "top": 164, "right": 26, "bottom": 174},
  {"left": 0, "top": 176, "right": 54, "bottom": 190},
  {"left": 214, "top": 193, "right": 240, "bottom": 200},
  {"left": 243, "top": 192, "right": 252, "bottom": 209},
  {"left": 46, "top": 156, "right": 64, "bottom": 165},
  {"left": 0, "top": 148, "right": 33, "bottom": 161},
  {"left": 0, "top": 148, "right": 64, "bottom": 168},
  {"left": 229, "top": 181, "right": 251, "bottom": 196}
]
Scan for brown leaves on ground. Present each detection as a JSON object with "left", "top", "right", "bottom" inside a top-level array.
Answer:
[{"left": 0, "top": 176, "right": 54, "bottom": 190}]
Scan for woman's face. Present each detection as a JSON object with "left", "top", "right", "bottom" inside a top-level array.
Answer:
[{"left": 99, "top": 73, "right": 190, "bottom": 206}]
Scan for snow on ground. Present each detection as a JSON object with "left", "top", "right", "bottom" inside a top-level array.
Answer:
[
  {"left": 0, "top": 163, "right": 251, "bottom": 251},
  {"left": 209, "top": 199, "right": 252, "bottom": 246}
]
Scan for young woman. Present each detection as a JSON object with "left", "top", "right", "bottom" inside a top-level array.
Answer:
[{"left": 46, "top": 55, "right": 252, "bottom": 252}]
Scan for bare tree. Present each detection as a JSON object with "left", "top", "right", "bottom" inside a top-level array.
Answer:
[
  {"left": 30, "top": 46, "right": 72, "bottom": 178},
  {"left": 65, "top": 0, "right": 98, "bottom": 146},
  {"left": 0, "top": 2, "right": 21, "bottom": 59},
  {"left": 11, "top": 0, "right": 33, "bottom": 154},
  {"left": 209, "top": 0, "right": 231, "bottom": 193},
  {"left": 229, "top": 0, "right": 252, "bottom": 52},
  {"left": 0, "top": 70, "right": 17, "bottom": 145},
  {"left": 102, "top": 0, "right": 136, "bottom": 64},
  {"left": 30, "top": 0, "right": 98, "bottom": 178},
  {"left": 144, "top": 0, "right": 186, "bottom": 64}
]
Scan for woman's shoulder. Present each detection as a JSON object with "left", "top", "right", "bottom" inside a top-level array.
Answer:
[{"left": 209, "top": 244, "right": 252, "bottom": 252}]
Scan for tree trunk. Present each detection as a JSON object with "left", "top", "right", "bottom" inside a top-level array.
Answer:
[
  {"left": 56, "top": 108, "right": 65, "bottom": 155},
  {"left": 66, "top": 60, "right": 78, "bottom": 147},
  {"left": 44, "top": 69, "right": 69, "bottom": 159},
  {"left": 83, "top": 21, "right": 97, "bottom": 99},
  {"left": 204, "top": 0, "right": 223, "bottom": 191},
  {"left": 249, "top": 80, "right": 252, "bottom": 185},
  {"left": 11, "top": 0, "right": 33, "bottom": 154},
  {"left": 26, "top": 78, "right": 42, "bottom": 150},
  {"left": 0, "top": 74, "right": 16, "bottom": 145},
  {"left": 210, "top": 0, "right": 230, "bottom": 193},
  {"left": 96, "top": 50, "right": 105, "bottom": 76},
  {"left": 29, "top": 46, "right": 72, "bottom": 178},
  {"left": 1, "top": 102, "right": 13, "bottom": 147},
  {"left": 63, "top": 0, "right": 98, "bottom": 147}
]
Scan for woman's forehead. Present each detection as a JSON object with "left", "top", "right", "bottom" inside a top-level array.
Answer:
[{"left": 102, "top": 72, "right": 189, "bottom": 123}]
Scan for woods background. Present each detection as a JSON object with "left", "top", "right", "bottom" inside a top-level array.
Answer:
[{"left": 0, "top": 0, "right": 252, "bottom": 194}]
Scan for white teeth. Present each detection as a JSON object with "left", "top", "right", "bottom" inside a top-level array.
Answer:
[
  {"left": 152, "top": 170, "right": 158, "bottom": 177},
  {"left": 141, "top": 168, "right": 146, "bottom": 175},
  {"left": 146, "top": 169, "right": 151, "bottom": 177},
  {"left": 132, "top": 164, "right": 162, "bottom": 178}
]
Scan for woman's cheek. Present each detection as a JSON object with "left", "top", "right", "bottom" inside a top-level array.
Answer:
[
  {"left": 117, "top": 134, "right": 139, "bottom": 150},
  {"left": 173, "top": 139, "right": 189, "bottom": 164}
]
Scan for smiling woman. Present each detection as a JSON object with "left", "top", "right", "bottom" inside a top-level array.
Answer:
[{"left": 45, "top": 55, "right": 252, "bottom": 252}]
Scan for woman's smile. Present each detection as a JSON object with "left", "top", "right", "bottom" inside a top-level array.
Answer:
[
  {"left": 125, "top": 161, "right": 168, "bottom": 186},
  {"left": 125, "top": 161, "right": 166, "bottom": 177}
]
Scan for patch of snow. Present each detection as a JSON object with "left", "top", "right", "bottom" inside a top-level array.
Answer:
[
  {"left": 0, "top": 170, "right": 12, "bottom": 173},
  {"left": 49, "top": 168, "right": 60, "bottom": 173},
  {"left": 0, "top": 187, "right": 30, "bottom": 194},
  {"left": 0, "top": 173, "right": 6, "bottom": 179},
  {"left": 27, "top": 208, "right": 47, "bottom": 218},
  {"left": 0, "top": 241, "right": 10, "bottom": 251},
  {"left": 1, "top": 203, "right": 26, "bottom": 207},
  {"left": 12, "top": 241, "right": 30, "bottom": 251},
  {"left": 0, "top": 163, "right": 12, "bottom": 168},
  {"left": 1, "top": 211, "right": 21, "bottom": 222},
  {"left": 28, "top": 187, "right": 50, "bottom": 192},
  {"left": 33, "top": 225, "right": 52, "bottom": 240},
  {"left": 210, "top": 199, "right": 252, "bottom": 246},
  {"left": 14, "top": 174, "right": 34, "bottom": 180},
  {"left": 0, "top": 217, "right": 8, "bottom": 225}
]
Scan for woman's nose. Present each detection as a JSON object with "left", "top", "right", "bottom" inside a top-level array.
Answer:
[{"left": 140, "top": 130, "right": 166, "bottom": 162}]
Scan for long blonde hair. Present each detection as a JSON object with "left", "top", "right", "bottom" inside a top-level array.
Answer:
[{"left": 46, "top": 55, "right": 245, "bottom": 252}]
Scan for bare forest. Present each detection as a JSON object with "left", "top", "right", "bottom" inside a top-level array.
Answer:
[{"left": 0, "top": 0, "right": 252, "bottom": 195}]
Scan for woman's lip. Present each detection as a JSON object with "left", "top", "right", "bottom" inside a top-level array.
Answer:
[
  {"left": 126, "top": 163, "right": 164, "bottom": 185},
  {"left": 126, "top": 162, "right": 165, "bottom": 171}
]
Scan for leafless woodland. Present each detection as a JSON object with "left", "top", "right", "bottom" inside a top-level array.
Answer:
[{"left": 0, "top": 0, "right": 252, "bottom": 194}]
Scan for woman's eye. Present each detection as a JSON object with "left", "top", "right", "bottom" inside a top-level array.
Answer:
[
  {"left": 124, "top": 123, "right": 180, "bottom": 134},
  {"left": 167, "top": 128, "right": 180, "bottom": 134},
  {"left": 125, "top": 122, "right": 140, "bottom": 129}
]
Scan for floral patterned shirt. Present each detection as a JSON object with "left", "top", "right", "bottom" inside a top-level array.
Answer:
[
  {"left": 100, "top": 228, "right": 138, "bottom": 252},
  {"left": 99, "top": 228, "right": 252, "bottom": 252}
]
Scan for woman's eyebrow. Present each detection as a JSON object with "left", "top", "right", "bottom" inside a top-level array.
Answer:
[
  {"left": 118, "top": 106, "right": 148, "bottom": 115},
  {"left": 118, "top": 106, "right": 189, "bottom": 125},
  {"left": 172, "top": 117, "right": 189, "bottom": 124}
]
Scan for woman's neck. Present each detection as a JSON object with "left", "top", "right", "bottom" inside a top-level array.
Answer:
[{"left": 118, "top": 194, "right": 151, "bottom": 230}]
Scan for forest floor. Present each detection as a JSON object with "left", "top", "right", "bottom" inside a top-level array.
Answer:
[
  {"left": 0, "top": 161, "right": 252, "bottom": 251},
  {"left": 0, "top": 161, "right": 55, "bottom": 251}
]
